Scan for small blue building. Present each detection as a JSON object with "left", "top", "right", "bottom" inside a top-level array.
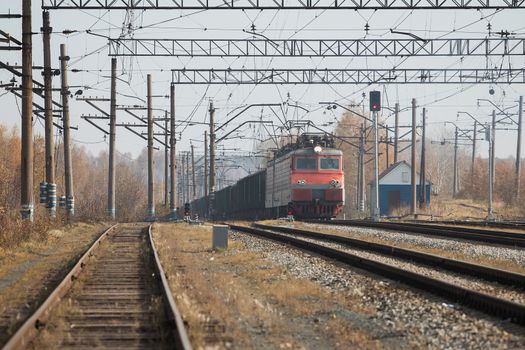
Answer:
[{"left": 369, "top": 161, "right": 431, "bottom": 216}]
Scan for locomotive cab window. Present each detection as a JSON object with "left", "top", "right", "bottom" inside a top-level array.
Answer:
[
  {"left": 320, "top": 158, "right": 340, "bottom": 170},
  {"left": 296, "top": 158, "right": 317, "bottom": 170}
]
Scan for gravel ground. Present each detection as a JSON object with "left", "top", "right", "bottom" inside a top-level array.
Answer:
[
  {"left": 231, "top": 230, "right": 525, "bottom": 350},
  {"left": 303, "top": 223, "right": 525, "bottom": 267},
  {"left": 266, "top": 229, "right": 525, "bottom": 304}
]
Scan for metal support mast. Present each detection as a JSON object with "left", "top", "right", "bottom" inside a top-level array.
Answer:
[
  {"left": 209, "top": 102, "right": 216, "bottom": 219},
  {"left": 181, "top": 155, "right": 186, "bottom": 204},
  {"left": 204, "top": 131, "right": 208, "bottom": 198},
  {"left": 394, "top": 103, "right": 399, "bottom": 163},
  {"left": 191, "top": 144, "right": 196, "bottom": 200},
  {"left": 419, "top": 108, "right": 426, "bottom": 209},
  {"left": 492, "top": 110, "right": 496, "bottom": 189},
  {"left": 42, "top": 10, "right": 56, "bottom": 218},
  {"left": 186, "top": 152, "right": 190, "bottom": 202},
  {"left": 358, "top": 125, "right": 365, "bottom": 213},
  {"left": 410, "top": 99, "right": 417, "bottom": 217},
  {"left": 516, "top": 96, "right": 523, "bottom": 202},
  {"left": 164, "top": 111, "right": 169, "bottom": 206},
  {"left": 372, "top": 111, "right": 380, "bottom": 221},
  {"left": 471, "top": 121, "right": 477, "bottom": 189},
  {"left": 107, "top": 57, "right": 117, "bottom": 219},
  {"left": 147, "top": 74, "right": 155, "bottom": 220},
  {"left": 21, "top": 0, "right": 33, "bottom": 221},
  {"left": 169, "top": 84, "right": 176, "bottom": 219},
  {"left": 453, "top": 126, "right": 459, "bottom": 197},
  {"left": 487, "top": 111, "right": 495, "bottom": 221},
  {"left": 60, "top": 44, "right": 74, "bottom": 217}
]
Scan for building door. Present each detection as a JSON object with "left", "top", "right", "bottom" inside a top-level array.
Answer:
[{"left": 388, "top": 190, "right": 401, "bottom": 215}]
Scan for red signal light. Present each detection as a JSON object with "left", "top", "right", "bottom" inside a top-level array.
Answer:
[{"left": 370, "top": 91, "right": 381, "bottom": 111}]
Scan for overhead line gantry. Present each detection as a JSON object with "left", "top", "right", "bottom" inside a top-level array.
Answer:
[
  {"left": 169, "top": 68, "right": 525, "bottom": 84},
  {"left": 41, "top": 0, "right": 525, "bottom": 10},
  {"left": 109, "top": 38, "right": 525, "bottom": 57}
]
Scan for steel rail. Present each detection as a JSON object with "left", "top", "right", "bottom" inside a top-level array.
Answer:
[
  {"left": 2, "top": 224, "right": 192, "bottom": 350},
  {"left": 229, "top": 224, "right": 525, "bottom": 326},
  {"left": 309, "top": 220, "right": 525, "bottom": 247},
  {"left": 253, "top": 223, "right": 525, "bottom": 287},
  {"left": 397, "top": 222, "right": 525, "bottom": 239},
  {"left": 411, "top": 219, "right": 525, "bottom": 230},
  {"left": 148, "top": 225, "right": 193, "bottom": 350},
  {"left": 2, "top": 224, "right": 119, "bottom": 350}
]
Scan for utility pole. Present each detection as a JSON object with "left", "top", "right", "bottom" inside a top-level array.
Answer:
[
  {"left": 204, "top": 131, "right": 208, "bottom": 198},
  {"left": 356, "top": 134, "right": 361, "bottom": 210},
  {"left": 410, "top": 98, "right": 417, "bottom": 217},
  {"left": 372, "top": 109, "right": 380, "bottom": 221},
  {"left": 164, "top": 111, "right": 169, "bottom": 206},
  {"left": 385, "top": 128, "right": 390, "bottom": 169},
  {"left": 169, "top": 84, "right": 176, "bottom": 219},
  {"left": 181, "top": 155, "right": 186, "bottom": 204},
  {"left": 147, "top": 74, "right": 155, "bottom": 220},
  {"left": 186, "top": 151, "right": 190, "bottom": 202},
  {"left": 42, "top": 10, "right": 56, "bottom": 218},
  {"left": 516, "top": 95, "right": 523, "bottom": 202},
  {"left": 394, "top": 102, "right": 399, "bottom": 163},
  {"left": 107, "top": 57, "right": 117, "bottom": 219},
  {"left": 358, "top": 124, "right": 365, "bottom": 212},
  {"left": 492, "top": 110, "right": 496, "bottom": 188},
  {"left": 209, "top": 101, "right": 216, "bottom": 219},
  {"left": 487, "top": 112, "right": 495, "bottom": 221},
  {"left": 419, "top": 108, "right": 426, "bottom": 209},
  {"left": 471, "top": 121, "right": 477, "bottom": 189},
  {"left": 21, "top": 0, "right": 33, "bottom": 221},
  {"left": 453, "top": 126, "right": 459, "bottom": 197},
  {"left": 191, "top": 144, "right": 196, "bottom": 200},
  {"left": 60, "top": 44, "right": 74, "bottom": 217}
]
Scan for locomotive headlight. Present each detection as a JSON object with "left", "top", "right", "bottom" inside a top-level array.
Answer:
[
  {"left": 314, "top": 145, "right": 323, "bottom": 153},
  {"left": 330, "top": 179, "right": 339, "bottom": 187},
  {"left": 297, "top": 179, "right": 306, "bottom": 184}
]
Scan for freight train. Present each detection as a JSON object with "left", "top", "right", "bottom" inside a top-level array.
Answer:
[{"left": 188, "top": 133, "right": 344, "bottom": 220}]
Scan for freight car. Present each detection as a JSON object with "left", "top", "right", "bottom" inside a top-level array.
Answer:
[{"left": 189, "top": 133, "right": 345, "bottom": 220}]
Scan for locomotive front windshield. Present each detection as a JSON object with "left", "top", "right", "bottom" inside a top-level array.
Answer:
[
  {"left": 296, "top": 158, "right": 317, "bottom": 170},
  {"left": 320, "top": 158, "right": 340, "bottom": 170}
]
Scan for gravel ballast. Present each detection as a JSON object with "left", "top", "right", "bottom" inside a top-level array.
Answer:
[
  {"left": 265, "top": 229, "right": 525, "bottom": 304},
  {"left": 303, "top": 223, "right": 525, "bottom": 270},
  {"left": 231, "top": 230, "right": 525, "bottom": 349}
]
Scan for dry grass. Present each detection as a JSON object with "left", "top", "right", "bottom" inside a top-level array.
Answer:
[
  {"left": 153, "top": 223, "right": 381, "bottom": 349},
  {"left": 274, "top": 221, "right": 525, "bottom": 275},
  {"left": 324, "top": 318, "right": 379, "bottom": 349},
  {"left": 0, "top": 209, "right": 54, "bottom": 250},
  {"left": 403, "top": 197, "right": 524, "bottom": 221},
  {"left": 0, "top": 222, "right": 108, "bottom": 346}
]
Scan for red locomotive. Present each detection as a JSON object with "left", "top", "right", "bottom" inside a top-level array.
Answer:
[
  {"left": 189, "top": 133, "right": 345, "bottom": 220},
  {"left": 266, "top": 133, "right": 344, "bottom": 218}
]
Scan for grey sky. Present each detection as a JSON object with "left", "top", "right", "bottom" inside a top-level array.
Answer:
[{"left": 1, "top": 2, "right": 524, "bottom": 162}]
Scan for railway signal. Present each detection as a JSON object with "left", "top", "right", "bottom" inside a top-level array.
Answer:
[
  {"left": 370, "top": 91, "right": 381, "bottom": 112},
  {"left": 184, "top": 202, "right": 191, "bottom": 221}
]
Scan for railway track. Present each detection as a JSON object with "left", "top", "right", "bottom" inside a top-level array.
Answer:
[
  {"left": 411, "top": 219, "right": 525, "bottom": 230},
  {"left": 306, "top": 220, "right": 525, "bottom": 248},
  {"left": 229, "top": 223, "right": 525, "bottom": 326},
  {"left": 3, "top": 224, "right": 191, "bottom": 350},
  {"left": 253, "top": 223, "right": 525, "bottom": 287}
]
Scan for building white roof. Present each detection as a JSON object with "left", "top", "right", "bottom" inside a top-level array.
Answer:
[{"left": 371, "top": 161, "right": 431, "bottom": 186}]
